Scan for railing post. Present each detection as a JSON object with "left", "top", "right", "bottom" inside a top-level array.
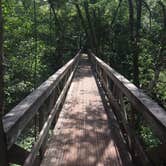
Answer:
[
  {"left": 119, "top": 92, "right": 128, "bottom": 121},
  {"left": 103, "top": 72, "right": 109, "bottom": 89},
  {"left": 39, "top": 103, "right": 47, "bottom": 160},
  {"left": 112, "top": 84, "right": 118, "bottom": 99},
  {"left": 0, "top": 119, "right": 8, "bottom": 166}
]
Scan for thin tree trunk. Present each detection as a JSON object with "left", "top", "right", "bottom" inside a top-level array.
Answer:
[
  {"left": 74, "top": 2, "right": 90, "bottom": 48},
  {"left": 158, "top": 1, "right": 166, "bottom": 29},
  {"left": 0, "top": 0, "right": 4, "bottom": 117},
  {"left": 49, "top": 2, "right": 63, "bottom": 68},
  {"left": 83, "top": 0, "right": 98, "bottom": 53},
  {"left": 133, "top": 0, "right": 142, "bottom": 87},
  {"left": 110, "top": 0, "right": 123, "bottom": 28},
  {"left": 128, "top": 0, "right": 138, "bottom": 85},
  {"left": 128, "top": 0, "right": 134, "bottom": 42},
  {"left": 0, "top": 1, "right": 8, "bottom": 165},
  {"left": 148, "top": 1, "right": 166, "bottom": 91},
  {"left": 148, "top": 67, "right": 160, "bottom": 90},
  {"left": 143, "top": 1, "right": 151, "bottom": 30},
  {"left": 128, "top": 0, "right": 142, "bottom": 87}
]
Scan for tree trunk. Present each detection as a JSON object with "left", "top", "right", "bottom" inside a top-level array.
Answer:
[
  {"left": 148, "top": 1, "right": 166, "bottom": 91},
  {"left": 133, "top": 0, "right": 142, "bottom": 87},
  {"left": 143, "top": 1, "right": 152, "bottom": 30},
  {"left": 0, "top": 0, "right": 4, "bottom": 117},
  {"left": 74, "top": 3, "right": 90, "bottom": 48},
  {"left": 128, "top": 0, "right": 142, "bottom": 87},
  {"left": 0, "top": 1, "right": 8, "bottom": 165},
  {"left": 110, "top": 0, "right": 123, "bottom": 28},
  {"left": 83, "top": 0, "right": 98, "bottom": 54},
  {"left": 128, "top": 0, "right": 134, "bottom": 42},
  {"left": 49, "top": 3, "right": 63, "bottom": 68}
]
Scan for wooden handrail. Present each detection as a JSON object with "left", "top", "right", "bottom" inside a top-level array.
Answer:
[
  {"left": 2, "top": 50, "right": 81, "bottom": 165},
  {"left": 23, "top": 66, "right": 76, "bottom": 166},
  {"left": 89, "top": 51, "right": 166, "bottom": 165}
]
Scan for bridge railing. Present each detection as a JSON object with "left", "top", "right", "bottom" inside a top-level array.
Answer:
[
  {"left": 89, "top": 52, "right": 166, "bottom": 165},
  {"left": 1, "top": 50, "right": 81, "bottom": 166}
]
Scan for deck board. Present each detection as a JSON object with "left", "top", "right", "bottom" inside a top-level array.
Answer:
[{"left": 41, "top": 54, "right": 131, "bottom": 166}]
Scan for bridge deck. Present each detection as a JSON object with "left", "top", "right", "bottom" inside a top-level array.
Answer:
[{"left": 41, "top": 54, "right": 132, "bottom": 166}]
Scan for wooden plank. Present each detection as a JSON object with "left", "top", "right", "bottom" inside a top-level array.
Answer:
[
  {"left": 94, "top": 71, "right": 133, "bottom": 166},
  {"left": 2, "top": 50, "right": 81, "bottom": 149},
  {"left": 90, "top": 52, "right": 166, "bottom": 142},
  {"left": 97, "top": 70, "right": 151, "bottom": 165},
  {"left": 41, "top": 54, "right": 131, "bottom": 166},
  {"left": 23, "top": 68, "right": 76, "bottom": 166}
]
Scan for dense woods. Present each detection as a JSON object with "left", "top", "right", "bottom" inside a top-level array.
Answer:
[
  {"left": 1, "top": 0, "right": 165, "bottom": 114},
  {"left": 0, "top": 0, "right": 166, "bottom": 165}
]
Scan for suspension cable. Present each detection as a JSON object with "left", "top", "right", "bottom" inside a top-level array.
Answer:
[
  {"left": 49, "top": 4, "right": 52, "bottom": 56},
  {"left": 33, "top": 0, "right": 38, "bottom": 141},
  {"left": 33, "top": 0, "right": 37, "bottom": 88}
]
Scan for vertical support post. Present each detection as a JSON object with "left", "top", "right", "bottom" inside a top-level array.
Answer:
[
  {"left": 39, "top": 104, "right": 46, "bottom": 160},
  {"left": 130, "top": 105, "right": 140, "bottom": 156},
  {"left": 130, "top": 106, "right": 137, "bottom": 129},
  {"left": 0, "top": 120, "right": 8, "bottom": 166},
  {"left": 119, "top": 92, "right": 128, "bottom": 121},
  {"left": 50, "top": 90, "right": 59, "bottom": 129},
  {"left": 112, "top": 84, "right": 117, "bottom": 99},
  {"left": 48, "top": 90, "right": 56, "bottom": 112},
  {"left": 103, "top": 72, "right": 109, "bottom": 90},
  {"left": 79, "top": 34, "right": 82, "bottom": 49},
  {"left": 95, "top": 61, "right": 97, "bottom": 72}
]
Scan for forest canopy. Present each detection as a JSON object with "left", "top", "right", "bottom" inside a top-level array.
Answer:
[{"left": 1, "top": 0, "right": 166, "bottom": 112}]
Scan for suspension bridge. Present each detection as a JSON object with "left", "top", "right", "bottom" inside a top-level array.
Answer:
[{"left": 0, "top": 51, "right": 166, "bottom": 166}]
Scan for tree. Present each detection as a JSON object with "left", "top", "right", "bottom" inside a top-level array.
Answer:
[
  {"left": 0, "top": 0, "right": 8, "bottom": 165},
  {"left": 148, "top": 1, "right": 166, "bottom": 91}
]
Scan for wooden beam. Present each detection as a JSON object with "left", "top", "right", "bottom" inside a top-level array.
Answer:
[
  {"left": 95, "top": 61, "right": 151, "bottom": 165},
  {"left": 90, "top": 52, "right": 166, "bottom": 143},
  {"left": 23, "top": 66, "right": 77, "bottom": 166},
  {"left": 2, "top": 50, "right": 81, "bottom": 149}
]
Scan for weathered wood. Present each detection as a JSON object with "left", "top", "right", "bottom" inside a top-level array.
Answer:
[
  {"left": 94, "top": 74, "right": 133, "bottom": 166},
  {"left": 90, "top": 52, "right": 166, "bottom": 143},
  {"left": 97, "top": 65, "right": 151, "bottom": 165},
  {"left": 48, "top": 90, "right": 56, "bottom": 112},
  {"left": 0, "top": 120, "right": 8, "bottom": 166},
  {"left": 41, "top": 54, "right": 132, "bottom": 166},
  {"left": 90, "top": 51, "right": 166, "bottom": 165},
  {"left": 23, "top": 69, "right": 76, "bottom": 166},
  {"left": 2, "top": 50, "right": 81, "bottom": 149},
  {"left": 119, "top": 92, "right": 128, "bottom": 121},
  {"left": 39, "top": 104, "right": 47, "bottom": 159}
]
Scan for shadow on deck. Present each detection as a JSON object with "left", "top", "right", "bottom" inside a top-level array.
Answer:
[{"left": 40, "top": 54, "right": 133, "bottom": 166}]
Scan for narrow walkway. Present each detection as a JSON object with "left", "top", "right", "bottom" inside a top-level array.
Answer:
[{"left": 41, "top": 54, "right": 131, "bottom": 166}]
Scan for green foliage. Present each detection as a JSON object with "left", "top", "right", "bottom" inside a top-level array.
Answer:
[
  {"left": 3, "top": 0, "right": 80, "bottom": 112},
  {"left": 17, "top": 128, "right": 36, "bottom": 151},
  {"left": 139, "top": 125, "right": 160, "bottom": 149},
  {"left": 3, "top": 0, "right": 166, "bottom": 158}
]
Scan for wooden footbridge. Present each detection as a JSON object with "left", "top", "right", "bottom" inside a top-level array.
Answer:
[{"left": 1, "top": 51, "right": 166, "bottom": 166}]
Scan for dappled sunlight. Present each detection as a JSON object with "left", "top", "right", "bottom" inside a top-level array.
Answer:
[{"left": 40, "top": 54, "right": 126, "bottom": 166}]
